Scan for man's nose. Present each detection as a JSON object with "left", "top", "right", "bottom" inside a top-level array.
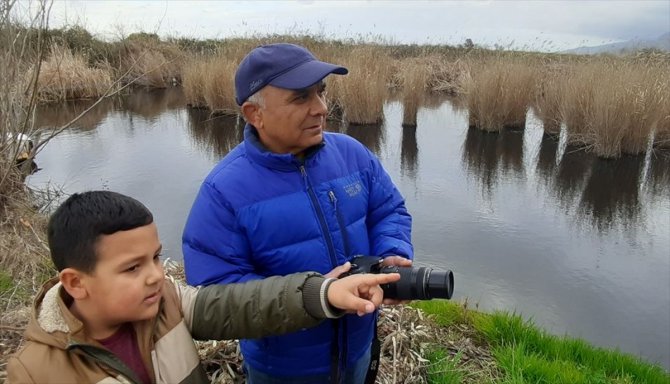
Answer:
[{"left": 310, "top": 93, "right": 328, "bottom": 116}]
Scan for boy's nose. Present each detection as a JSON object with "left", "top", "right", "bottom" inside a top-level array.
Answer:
[{"left": 147, "top": 263, "right": 164, "bottom": 284}]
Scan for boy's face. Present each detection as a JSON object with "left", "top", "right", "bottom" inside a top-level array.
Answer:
[{"left": 84, "top": 222, "right": 165, "bottom": 325}]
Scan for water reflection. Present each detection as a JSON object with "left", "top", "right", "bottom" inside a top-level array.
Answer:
[
  {"left": 401, "top": 125, "right": 419, "bottom": 177},
  {"left": 580, "top": 156, "right": 645, "bottom": 232},
  {"left": 34, "top": 98, "right": 116, "bottom": 132},
  {"left": 462, "top": 127, "right": 501, "bottom": 196},
  {"left": 121, "top": 87, "right": 185, "bottom": 120},
  {"left": 553, "top": 146, "right": 593, "bottom": 210},
  {"left": 647, "top": 150, "right": 670, "bottom": 198},
  {"left": 345, "top": 123, "right": 385, "bottom": 155},
  {"left": 536, "top": 133, "right": 560, "bottom": 185},
  {"left": 498, "top": 129, "right": 524, "bottom": 179},
  {"left": 186, "top": 109, "right": 243, "bottom": 160}
]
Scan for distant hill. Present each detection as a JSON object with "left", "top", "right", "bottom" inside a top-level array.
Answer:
[{"left": 562, "top": 32, "right": 670, "bottom": 55}]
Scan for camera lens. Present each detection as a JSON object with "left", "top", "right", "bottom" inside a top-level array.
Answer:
[
  {"left": 380, "top": 266, "right": 454, "bottom": 300},
  {"left": 427, "top": 269, "right": 454, "bottom": 299}
]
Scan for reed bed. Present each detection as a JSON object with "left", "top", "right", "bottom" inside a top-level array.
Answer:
[
  {"left": 653, "top": 80, "right": 670, "bottom": 149},
  {"left": 397, "top": 57, "right": 432, "bottom": 127},
  {"left": 182, "top": 50, "right": 246, "bottom": 115},
  {"left": 532, "top": 64, "right": 567, "bottom": 136},
  {"left": 559, "top": 63, "right": 597, "bottom": 147},
  {"left": 35, "top": 44, "right": 113, "bottom": 102},
  {"left": 464, "top": 58, "right": 537, "bottom": 132},
  {"left": 587, "top": 63, "right": 664, "bottom": 157},
  {"left": 337, "top": 46, "right": 393, "bottom": 125}
]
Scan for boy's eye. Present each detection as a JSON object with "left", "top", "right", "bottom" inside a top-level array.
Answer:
[
  {"left": 154, "top": 254, "right": 162, "bottom": 262},
  {"left": 126, "top": 264, "right": 139, "bottom": 272}
]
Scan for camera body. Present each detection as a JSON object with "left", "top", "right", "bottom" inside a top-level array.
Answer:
[{"left": 346, "top": 255, "right": 454, "bottom": 300}]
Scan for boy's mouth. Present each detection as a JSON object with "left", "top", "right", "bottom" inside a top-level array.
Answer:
[{"left": 144, "top": 291, "right": 161, "bottom": 304}]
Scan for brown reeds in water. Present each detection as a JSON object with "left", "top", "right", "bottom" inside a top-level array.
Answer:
[
  {"left": 182, "top": 55, "right": 239, "bottom": 116},
  {"left": 116, "top": 37, "right": 186, "bottom": 89},
  {"left": 398, "top": 58, "right": 432, "bottom": 127},
  {"left": 35, "top": 44, "right": 113, "bottom": 102},
  {"left": 559, "top": 63, "right": 595, "bottom": 148},
  {"left": 464, "top": 59, "right": 536, "bottom": 132},
  {"left": 653, "top": 81, "right": 670, "bottom": 149},
  {"left": 337, "top": 47, "right": 392, "bottom": 125},
  {"left": 585, "top": 63, "right": 665, "bottom": 158},
  {"left": 533, "top": 64, "right": 566, "bottom": 136}
]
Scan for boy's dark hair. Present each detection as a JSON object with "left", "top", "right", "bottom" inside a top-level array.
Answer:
[{"left": 48, "top": 191, "right": 153, "bottom": 273}]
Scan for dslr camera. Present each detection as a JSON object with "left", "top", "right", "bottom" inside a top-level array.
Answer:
[{"left": 346, "top": 255, "right": 454, "bottom": 300}]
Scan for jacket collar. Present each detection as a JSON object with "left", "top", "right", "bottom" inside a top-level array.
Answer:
[
  {"left": 24, "top": 277, "right": 86, "bottom": 350},
  {"left": 243, "top": 124, "right": 325, "bottom": 171}
]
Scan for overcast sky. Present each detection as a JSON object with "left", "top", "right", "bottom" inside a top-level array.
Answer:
[{"left": 43, "top": 0, "right": 670, "bottom": 52}]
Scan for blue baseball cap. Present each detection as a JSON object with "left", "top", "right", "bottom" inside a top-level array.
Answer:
[{"left": 235, "top": 43, "right": 348, "bottom": 105}]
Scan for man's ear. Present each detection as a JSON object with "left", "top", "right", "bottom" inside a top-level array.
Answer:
[
  {"left": 59, "top": 268, "right": 89, "bottom": 300},
  {"left": 241, "top": 101, "right": 263, "bottom": 129}
]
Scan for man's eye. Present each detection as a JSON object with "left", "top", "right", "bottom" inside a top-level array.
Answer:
[{"left": 126, "top": 265, "right": 139, "bottom": 272}]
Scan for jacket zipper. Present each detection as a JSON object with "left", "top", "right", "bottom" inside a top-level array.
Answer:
[
  {"left": 300, "top": 165, "right": 346, "bottom": 383},
  {"left": 328, "top": 190, "right": 351, "bottom": 258},
  {"left": 300, "top": 165, "right": 338, "bottom": 268},
  {"left": 68, "top": 343, "right": 141, "bottom": 384}
]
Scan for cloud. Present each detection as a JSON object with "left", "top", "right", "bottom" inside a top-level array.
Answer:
[{"left": 46, "top": 0, "right": 670, "bottom": 50}]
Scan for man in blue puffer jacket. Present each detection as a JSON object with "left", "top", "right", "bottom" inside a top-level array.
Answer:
[{"left": 182, "top": 43, "right": 413, "bottom": 384}]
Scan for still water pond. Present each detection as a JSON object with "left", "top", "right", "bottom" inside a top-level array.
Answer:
[{"left": 28, "top": 88, "right": 670, "bottom": 369}]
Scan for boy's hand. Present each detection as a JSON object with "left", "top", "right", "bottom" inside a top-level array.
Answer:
[{"left": 327, "top": 273, "right": 401, "bottom": 316}]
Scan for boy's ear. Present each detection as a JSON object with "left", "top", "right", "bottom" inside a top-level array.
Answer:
[
  {"left": 59, "top": 268, "right": 88, "bottom": 300},
  {"left": 241, "top": 102, "right": 262, "bottom": 129}
]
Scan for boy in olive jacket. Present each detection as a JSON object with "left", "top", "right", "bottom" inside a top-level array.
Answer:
[{"left": 7, "top": 191, "right": 399, "bottom": 384}]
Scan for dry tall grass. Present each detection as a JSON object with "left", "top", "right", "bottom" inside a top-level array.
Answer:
[
  {"left": 559, "top": 60, "right": 667, "bottom": 158},
  {"left": 116, "top": 36, "right": 185, "bottom": 88},
  {"left": 559, "top": 64, "right": 595, "bottom": 147},
  {"left": 36, "top": 44, "right": 113, "bottom": 102},
  {"left": 464, "top": 58, "right": 536, "bottom": 132},
  {"left": 182, "top": 53, "right": 242, "bottom": 115},
  {"left": 532, "top": 64, "right": 565, "bottom": 136},
  {"left": 653, "top": 79, "right": 670, "bottom": 149},
  {"left": 587, "top": 63, "right": 664, "bottom": 157},
  {"left": 337, "top": 47, "right": 392, "bottom": 125},
  {"left": 397, "top": 57, "right": 432, "bottom": 127}
]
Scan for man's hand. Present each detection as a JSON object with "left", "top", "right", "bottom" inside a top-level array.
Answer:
[
  {"left": 380, "top": 256, "right": 413, "bottom": 305},
  {"left": 324, "top": 261, "right": 352, "bottom": 278},
  {"left": 327, "top": 273, "right": 401, "bottom": 316}
]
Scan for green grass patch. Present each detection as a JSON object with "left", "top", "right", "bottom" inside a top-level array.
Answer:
[
  {"left": 426, "top": 349, "right": 465, "bottom": 384},
  {"left": 412, "top": 301, "right": 669, "bottom": 384},
  {"left": 0, "top": 270, "right": 13, "bottom": 295}
]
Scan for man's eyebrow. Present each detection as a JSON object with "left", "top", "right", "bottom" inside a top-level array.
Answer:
[{"left": 292, "top": 81, "right": 326, "bottom": 95}]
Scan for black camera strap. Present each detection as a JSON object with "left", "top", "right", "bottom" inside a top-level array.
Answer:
[
  {"left": 364, "top": 315, "right": 381, "bottom": 384},
  {"left": 330, "top": 320, "right": 341, "bottom": 384}
]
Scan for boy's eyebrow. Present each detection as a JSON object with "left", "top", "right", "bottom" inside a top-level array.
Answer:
[{"left": 118, "top": 244, "right": 163, "bottom": 265}]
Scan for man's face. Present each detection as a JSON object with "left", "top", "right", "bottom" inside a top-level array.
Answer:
[
  {"left": 252, "top": 82, "right": 328, "bottom": 155},
  {"left": 83, "top": 223, "right": 164, "bottom": 327}
]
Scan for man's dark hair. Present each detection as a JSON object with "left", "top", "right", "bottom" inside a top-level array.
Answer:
[{"left": 48, "top": 191, "right": 154, "bottom": 273}]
